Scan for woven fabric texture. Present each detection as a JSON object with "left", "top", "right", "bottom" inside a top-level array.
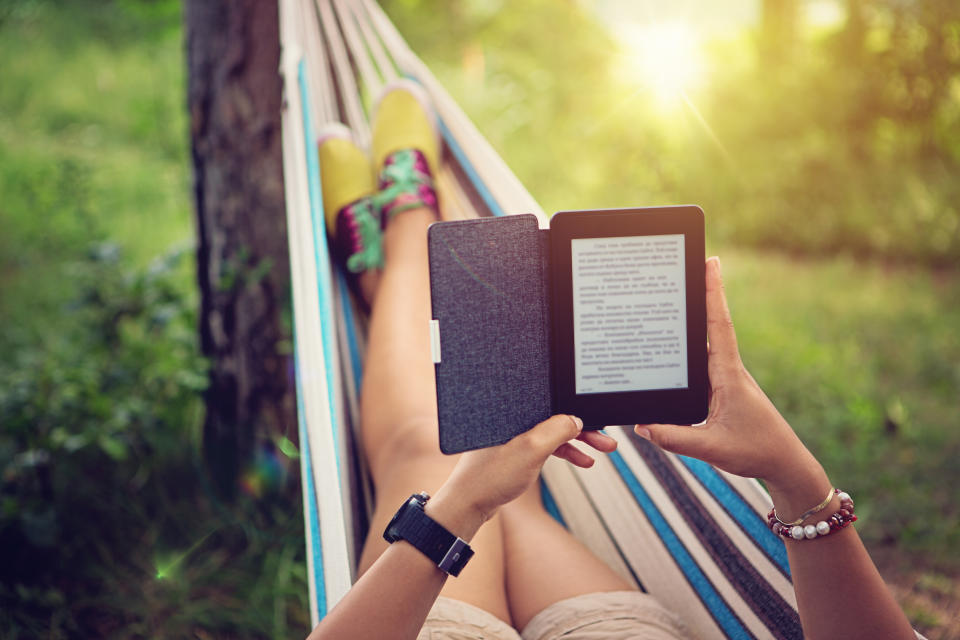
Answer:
[{"left": 429, "top": 214, "right": 553, "bottom": 453}]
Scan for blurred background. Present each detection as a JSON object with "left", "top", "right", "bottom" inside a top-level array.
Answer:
[{"left": 1, "top": 0, "right": 958, "bottom": 637}]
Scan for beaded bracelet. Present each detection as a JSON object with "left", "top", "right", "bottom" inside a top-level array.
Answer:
[{"left": 767, "top": 489, "right": 857, "bottom": 541}]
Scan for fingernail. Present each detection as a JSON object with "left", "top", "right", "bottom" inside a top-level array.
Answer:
[
  {"left": 572, "top": 416, "right": 583, "bottom": 432},
  {"left": 634, "top": 425, "right": 651, "bottom": 440},
  {"left": 709, "top": 256, "right": 721, "bottom": 275}
]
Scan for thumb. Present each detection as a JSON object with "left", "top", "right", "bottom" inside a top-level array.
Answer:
[
  {"left": 635, "top": 423, "right": 708, "bottom": 458},
  {"left": 524, "top": 414, "right": 583, "bottom": 458}
]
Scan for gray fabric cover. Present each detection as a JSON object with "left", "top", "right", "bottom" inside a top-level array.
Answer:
[{"left": 428, "top": 215, "right": 553, "bottom": 453}]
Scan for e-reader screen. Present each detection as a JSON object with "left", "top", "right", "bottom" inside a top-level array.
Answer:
[
  {"left": 571, "top": 234, "right": 687, "bottom": 394},
  {"left": 550, "top": 206, "right": 708, "bottom": 428}
]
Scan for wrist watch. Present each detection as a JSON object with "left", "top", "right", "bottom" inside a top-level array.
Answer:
[{"left": 383, "top": 491, "right": 474, "bottom": 577}]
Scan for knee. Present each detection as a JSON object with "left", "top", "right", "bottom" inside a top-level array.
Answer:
[{"left": 366, "top": 415, "right": 451, "bottom": 479}]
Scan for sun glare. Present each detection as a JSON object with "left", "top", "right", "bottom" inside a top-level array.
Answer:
[{"left": 621, "top": 22, "right": 704, "bottom": 107}]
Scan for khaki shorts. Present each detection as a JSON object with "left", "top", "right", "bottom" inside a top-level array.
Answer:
[{"left": 417, "top": 591, "right": 690, "bottom": 640}]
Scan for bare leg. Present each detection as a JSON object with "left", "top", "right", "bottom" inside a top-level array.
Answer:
[
  {"left": 356, "top": 270, "right": 380, "bottom": 307},
  {"left": 499, "top": 481, "right": 634, "bottom": 630},
  {"left": 355, "top": 208, "right": 511, "bottom": 624}
]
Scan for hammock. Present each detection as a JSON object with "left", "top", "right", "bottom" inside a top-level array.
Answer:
[{"left": 275, "top": 2, "right": 915, "bottom": 638}]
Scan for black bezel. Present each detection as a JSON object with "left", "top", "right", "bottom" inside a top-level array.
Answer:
[
  {"left": 384, "top": 493, "right": 426, "bottom": 543},
  {"left": 550, "top": 206, "right": 708, "bottom": 428}
]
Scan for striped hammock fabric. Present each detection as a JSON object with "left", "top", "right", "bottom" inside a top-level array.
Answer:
[{"left": 275, "top": 1, "right": 924, "bottom": 638}]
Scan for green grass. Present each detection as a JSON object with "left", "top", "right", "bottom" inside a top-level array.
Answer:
[
  {"left": 0, "top": 2, "right": 189, "bottom": 253},
  {"left": 0, "top": 0, "right": 192, "bottom": 342},
  {"left": 723, "top": 250, "right": 960, "bottom": 556}
]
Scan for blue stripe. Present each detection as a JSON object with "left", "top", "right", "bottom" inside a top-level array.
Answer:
[
  {"left": 540, "top": 477, "right": 566, "bottom": 527},
  {"left": 294, "top": 354, "right": 327, "bottom": 617},
  {"left": 335, "top": 268, "right": 364, "bottom": 393},
  {"left": 609, "top": 450, "right": 752, "bottom": 639},
  {"left": 437, "top": 117, "right": 506, "bottom": 217},
  {"left": 298, "top": 60, "right": 343, "bottom": 477},
  {"left": 679, "top": 457, "right": 791, "bottom": 577},
  {"left": 298, "top": 59, "right": 347, "bottom": 620}
]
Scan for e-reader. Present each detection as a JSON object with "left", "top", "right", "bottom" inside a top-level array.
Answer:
[
  {"left": 549, "top": 206, "right": 708, "bottom": 428},
  {"left": 428, "top": 206, "right": 709, "bottom": 453}
]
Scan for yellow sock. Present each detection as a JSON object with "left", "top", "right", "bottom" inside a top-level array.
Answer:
[
  {"left": 371, "top": 80, "right": 439, "bottom": 177},
  {"left": 318, "top": 125, "right": 375, "bottom": 233}
]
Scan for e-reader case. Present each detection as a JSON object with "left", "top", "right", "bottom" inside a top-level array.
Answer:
[{"left": 428, "top": 215, "right": 553, "bottom": 454}]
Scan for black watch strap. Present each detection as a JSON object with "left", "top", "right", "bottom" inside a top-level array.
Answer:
[{"left": 383, "top": 493, "right": 474, "bottom": 576}]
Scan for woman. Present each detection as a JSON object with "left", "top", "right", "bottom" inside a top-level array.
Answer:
[{"left": 307, "top": 81, "right": 917, "bottom": 640}]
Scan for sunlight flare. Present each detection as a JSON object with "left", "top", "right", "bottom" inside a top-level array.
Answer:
[{"left": 620, "top": 22, "right": 705, "bottom": 107}]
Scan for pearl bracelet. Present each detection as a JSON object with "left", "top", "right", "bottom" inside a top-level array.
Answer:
[{"left": 767, "top": 489, "right": 857, "bottom": 541}]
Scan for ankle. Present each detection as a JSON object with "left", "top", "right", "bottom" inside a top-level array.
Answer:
[
  {"left": 357, "top": 269, "right": 380, "bottom": 307},
  {"left": 383, "top": 206, "right": 434, "bottom": 250}
]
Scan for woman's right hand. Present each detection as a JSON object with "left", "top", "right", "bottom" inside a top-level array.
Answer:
[
  {"left": 634, "top": 258, "right": 830, "bottom": 517},
  {"left": 636, "top": 259, "right": 918, "bottom": 640}
]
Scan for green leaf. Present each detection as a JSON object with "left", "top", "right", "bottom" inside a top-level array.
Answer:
[
  {"left": 97, "top": 434, "right": 128, "bottom": 461},
  {"left": 276, "top": 436, "right": 299, "bottom": 460}
]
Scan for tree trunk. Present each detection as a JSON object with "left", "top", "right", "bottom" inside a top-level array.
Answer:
[{"left": 185, "top": 0, "right": 294, "bottom": 498}]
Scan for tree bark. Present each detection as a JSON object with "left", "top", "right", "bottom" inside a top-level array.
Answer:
[{"left": 185, "top": 0, "right": 294, "bottom": 498}]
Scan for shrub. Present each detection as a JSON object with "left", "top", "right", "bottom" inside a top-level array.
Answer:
[{"left": 0, "top": 242, "right": 207, "bottom": 635}]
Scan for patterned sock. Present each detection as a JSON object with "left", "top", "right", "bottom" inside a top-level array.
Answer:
[
  {"left": 332, "top": 196, "right": 384, "bottom": 274},
  {"left": 373, "top": 148, "right": 439, "bottom": 224}
]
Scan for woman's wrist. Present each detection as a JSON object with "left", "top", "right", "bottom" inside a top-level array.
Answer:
[
  {"left": 764, "top": 453, "right": 834, "bottom": 523},
  {"left": 425, "top": 485, "right": 487, "bottom": 542}
]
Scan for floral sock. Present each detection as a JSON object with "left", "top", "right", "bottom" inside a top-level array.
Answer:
[
  {"left": 373, "top": 148, "right": 439, "bottom": 224},
  {"left": 332, "top": 196, "right": 384, "bottom": 274}
]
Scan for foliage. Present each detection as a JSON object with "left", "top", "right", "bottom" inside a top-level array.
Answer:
[
  {"left": 0, "top": 244, "right": 194, "bottom": 632},
  {"left": 697, "top": 0, "right": 960, "bottom": 263},
  {"left": 385, "top": 0, "right": 960, "bottom": 265},
  {"left": 0, "top": 2, "right": 309, "bottom": 637},
  {"left": 0, "top": 244, "right": 308, "bottom": 638}
]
